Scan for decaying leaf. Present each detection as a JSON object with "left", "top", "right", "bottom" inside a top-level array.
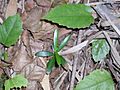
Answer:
[
  {"left": 35, "top": 0, "right": 51, "bottom": 7},
  {"left": 5, "top": 0, "right": 17, "bottom": 18},
  {"left": 23, "top": 7, "right": 42, "bottom": 32}
]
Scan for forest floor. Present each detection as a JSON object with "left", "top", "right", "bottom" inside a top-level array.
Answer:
[{"left": 0, "top": 0, "right": 120, "bottom": 90}]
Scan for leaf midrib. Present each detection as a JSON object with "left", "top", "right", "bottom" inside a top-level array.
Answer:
[
  {"left": 46, "top": 14, "right": 91, "bottom": 18},
  {"left": 4, "top": 17, "right": 17, "bottom": 46}
]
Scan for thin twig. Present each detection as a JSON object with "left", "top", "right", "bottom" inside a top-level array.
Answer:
[
  {"left": 69, "top": 30, "right": 82, "bottom": 90},
  {"left": 55, "top": 71, "right": 68, "bottom": 90},
  {"left": 95, "top": 6, "right": 120, "bottom": 36},
  {"left": 103, "top": 31, "right": 120, "bottom": 67}
]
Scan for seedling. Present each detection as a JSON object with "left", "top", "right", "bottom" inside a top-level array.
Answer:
[{"left": 35, "top": 29, "right": 71, "bottom": 72}]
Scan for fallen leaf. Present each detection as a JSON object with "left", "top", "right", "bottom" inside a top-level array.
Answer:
[
  {"left": 35, "top": 0, "right": 50, "bottom": 7},
  {"left": 12, "top": 43, "right": 32, "bottom": 72},
  {"left": 25, "top": 0, "right": 35, "bottom": 11},
  {"left": 21, "top": 57, "right": 45, "bottom": 81},
  {"left": 26, "top": 81, "right": 44, "bottom": 90},
  {"left": 5, "top": 0, "right": 17, "bottom": 18},
  {"left": 23, "top": 7, "right": 42, "bottom": 32}
]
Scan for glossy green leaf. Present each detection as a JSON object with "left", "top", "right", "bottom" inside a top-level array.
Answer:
[
  {"left": 58, "top": 34, "right": 71, "bottom": 51},
  {"left": 92, "top": 39, "right": 110, "bottom": 62},
  {"left": 54, "top": 29, "right": 59, "bottom": 51},
  {"left": 74, "top": 69, "right": 115, "bottom": 90},
  {"left": 60, "top": 55, "right": 66, "bottom": 65},
  {"left": 35, "top": 51, "right": 53, "bottom": 57},
  {"left": 44, "top": 4, "right": 94, "bottom": 29},
  {"left": 4, "top": 74, "right": 28, "bottom": 90},
  {"left": 55, "top": 52, "right": 66, "bottom": 65},
  {"left": 47, "top": 56, "right": 55, "bottom": 72},
  {"left": 0, "top": 14, "right": 22, "bottom": 47}
]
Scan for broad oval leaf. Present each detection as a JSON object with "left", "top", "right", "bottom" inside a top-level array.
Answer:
[
  {"left": 92, "top": 39, "right": 110, "bottom": 62},
  {"left": 54, "top": 29, "right": 59, "bottom": 51},
  {"left": 44, "top": 4, "right": 94, "bottom": 29},
  {"left": 55, "top": 52, "right": 66, "bottom": 65},
  {"left": 74, "top": 69, "right": 115, "bottom": 90},
  {"left": 0, "top": 14, "right": 22, "bottom": 47},
  {"left": 35, "top": 51, "right": 53, "bottom": 57},
  {"left": 47, "top": 56, "right": 55, "bottom": 72},
  {"left": 58, "top": 34, "right": 71, "bottom": 51},
  {"left": 4, "top": 74, "right": 28, "bottom": 90}
]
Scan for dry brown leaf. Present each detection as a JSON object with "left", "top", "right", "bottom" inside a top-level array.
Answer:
[
  {"left": 23, "top": 7, "right": 42, "bottom": 32},
  {"left": 29, "top": 39, "right": 44, "bottom": 54},
  {"left": 25, "top": 0, "right": 35, "bottom": 11},
  {"left": 22, "top": 30, "right": 33, "bottom": 57},
  {"left": 5, "top": 0, "right": 17, "bottom": 18},
  {"left": 26, "top": 81, "right": 44, "bottom": 90},
  {"left": 35, "top": 0, "right": 51, "bottom": 7},
  {"left": 12, "top": 43, "right": 32, "bottom": 72},
  {"left": 59, "top": 40, "right": 88, "bottom": 55},
  {"left": 21, "top": 57, "right": 45, "bottom": 81},
  {"left": 32, "top": 21, "right": 57, "bottom": 40},
  {"left": 21, "top": 11, "right": 28, "bottom": 21},
  {"left": 59, "top": 28, "right": 72, "bottom": 37}
]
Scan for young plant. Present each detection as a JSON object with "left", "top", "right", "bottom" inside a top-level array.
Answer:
[{"left": 35, "top": 29, "right": 71, "bottom": 72}]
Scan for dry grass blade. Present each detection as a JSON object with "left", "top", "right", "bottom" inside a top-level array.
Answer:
[
  {"left": 59, "top": 40, "right": 88, "bottom": 55},
  {"left": 40, "top": 74, "right": 50, "bottom": 90},
  {"left": 85, "top": 2, "right": 105, "bottom": 6},
  {"left": 54, "top": 71, "right": 68, "bottom": 90}
]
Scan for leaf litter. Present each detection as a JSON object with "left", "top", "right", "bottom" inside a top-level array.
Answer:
[{"left": 0, "top": 0, "right": 120, "bottom": 90}]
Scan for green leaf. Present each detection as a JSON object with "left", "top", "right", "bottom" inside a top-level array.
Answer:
[
  {"left": 60, "top": 55, "right": 66, "bottom": 65},
  {"left": 3, "top": 51, "right": 8, "bottom": 61},
  {"left": 58, "top": 34, "right": 71, "bottom": 51},
  {"left": 0, "top": 74, "right": 8, "bottom": 89},
  {"left": 47, "top": 57, "right": 55, "bottom": 72},
  {"left": 0, "top": 14, "right": 22, "bottom": 47},
  {"left": 4, "top": 74, "right": 28, "bottom": 90},
  {"left": 74, "top": 69, "right": 115, "bottom": 90},
  {"left": 35, "top": 51, "right": 53, "bottom": 57},
  {"left": 54, "top": 29, "right": 59, "bottom": 51},
  {"left": 92, "top": 39, "right": 110, "bottom": 62},
  {"left": 55, "top": 52, "right": 66, "bottom": 65},
  {"left": 44, "top": 4, "right": 94, "bottom": 29},
  {"left": 0, "top": 51, "right": 8, "bottom": 61}
]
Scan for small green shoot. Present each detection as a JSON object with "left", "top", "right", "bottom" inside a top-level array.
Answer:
[{"left": 35, "top": 29, "right": 71, "bottom": 72}]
